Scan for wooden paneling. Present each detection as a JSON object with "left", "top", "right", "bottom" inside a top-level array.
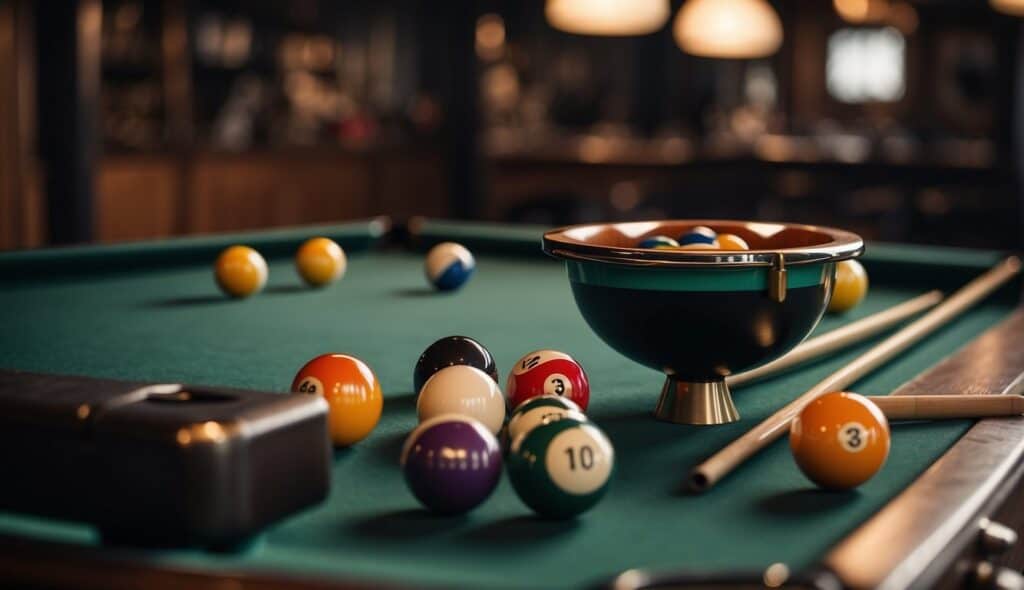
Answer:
[
  {"left": 7, "top": 148, "right": 446, "bottom": 248},
  {"left": 0, "top": 0, "right": 42, "bottom": 251},
  {"left": 0, "top": 2, "right": 17, "bottom": 249},
  {"left": 96, "top": 156, "right": 179, "bottom": 242},
  {"left": 185, "top": 152, "right": 375, "bottom": 234}
]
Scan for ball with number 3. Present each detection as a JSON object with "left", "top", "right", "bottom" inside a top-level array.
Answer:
[
  {"left": 508, "top": 416, "right": 614, "bottom": 519},
  {"left": 789, "top": 391, "right": 890, "bottom": 490},
  {"left": 507, "top": 350, "right": 590, "bottom": 411}
]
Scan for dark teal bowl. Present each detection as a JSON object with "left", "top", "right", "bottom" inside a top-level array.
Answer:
[{"left": 543, "top": 220, "right": 864, "bottom": 425}]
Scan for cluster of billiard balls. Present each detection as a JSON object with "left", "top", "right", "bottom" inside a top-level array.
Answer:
[
  {"left": 212, "top": 239, "right": 477, "bottom": 298},
  {"left": 637, "top": 225, "right": 751, "bottom": 251},
  {"left": 289, "top": 336, "right": 614, "bottom": 519},
  {"left": 637, "top": 226, "right": 870, "bottom": 314}
]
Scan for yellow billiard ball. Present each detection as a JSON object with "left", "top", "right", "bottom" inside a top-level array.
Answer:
[
  {"left": 291, "top": 354, "right": 383, "bottom": 446},
  {"left": 296, "top": 237, "right": 347, "bottom": 287},
  {"left": 789, "top": 391, "right": 890, "bottom": 490},
  {"left": 214, "top": 245, "right": 268, "bottom": 298},
  {"left": 828, "top": 259, "right": 869, "bottom": 313}
]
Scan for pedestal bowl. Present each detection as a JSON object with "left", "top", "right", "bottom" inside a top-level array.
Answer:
[{"left": 542, "top": 220, "right": 864, "bottom": 425}]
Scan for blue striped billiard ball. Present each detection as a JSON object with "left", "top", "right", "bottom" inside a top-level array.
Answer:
[
  {"left": 678, "top": 226, "right": 718, "bottom": 246},
  {"left": 637, "top": 235, "right": 679, "bottom": 249},
  {"left": 425, "top": 242, "right": 475, "bottom": 291}
]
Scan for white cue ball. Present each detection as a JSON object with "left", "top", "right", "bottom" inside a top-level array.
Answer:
[{"left": 417, "top": 365, "right": 506, "bottom": 434}]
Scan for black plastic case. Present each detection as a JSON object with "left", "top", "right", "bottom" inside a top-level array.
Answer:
[{"left": 0, "top": 370, "right": 331, "bottom": 547}]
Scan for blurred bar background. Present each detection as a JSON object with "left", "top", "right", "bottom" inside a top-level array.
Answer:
[{"left": 1, "top": 0, "right": 1022, "bottom": 250}]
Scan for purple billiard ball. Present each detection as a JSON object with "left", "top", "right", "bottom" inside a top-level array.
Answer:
[{"left": 400, "top": 414, "right": 502, "bottom": 515}]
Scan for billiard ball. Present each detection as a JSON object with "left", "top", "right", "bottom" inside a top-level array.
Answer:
[
  {"left": 507, "top": 350, "right": 590, "bottom": 411},
  {"left": 716, "top": 233, "right": 750, "bottom": 251},
  {"left": 214, "top": 245, "right": 268, "bottom": 298},
  {"left": 295, "top": 237, "right": 347, "bottom": 287},
  {"left": 828, "top": 259, "right": 869, "bottom": 313},
  {"left": 789, "top": 391, "right": 890, "bottom": 490},
  {"left": 291, "top": 353, "right": 383, "bottom": 446},
  {"left": 425, "top": 242, "right": 475, "bottom": 291},
  {"left": 401, "top": 414, "right": 502, "bottom": 515},
  {"left": 507, "top": 395, "right": 585, "bottom": 442},
  {"left": 417, "top": 365, "right": 506, "bottom": 434},
  {"left": 507, "top": 417, "right": 614, "bottom": 518},
  {"left": 413, "top": 335, "right": 498, "bottom": 394},
  {"left": 678, "top": 226, "right": 718, "bottom": 246},
  {"left": 637, "top": 235, "right": 679, "bottom": 249}
]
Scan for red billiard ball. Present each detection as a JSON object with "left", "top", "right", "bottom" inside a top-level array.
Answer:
[{"left": 507, "top": 350, "right": 590, "bottom": 411}]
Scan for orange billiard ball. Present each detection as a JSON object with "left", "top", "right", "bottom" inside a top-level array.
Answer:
[
  {"left": 715, "top": 233, "right": 750, "bottom": 251},
  {"left": 291, "top": 354, "right": 383, "bottom": 446},
  {"left": 214, "top": 245, "right": 268, "bottom": 298},
  {"left": 789, "top": 391, "right": 890, "bottom": 490},
  {"left": 828, "top": 259, "right": 868, "bottom": 313},
  {"left": 296, "top": 237, "right": 347, "bottom": 287}
]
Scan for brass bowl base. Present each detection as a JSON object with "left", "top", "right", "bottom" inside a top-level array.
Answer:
[{"left": 654, "top": 378, "right": 739, "bottom": 425}]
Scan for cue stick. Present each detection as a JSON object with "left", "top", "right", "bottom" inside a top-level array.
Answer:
[
  {"left": 727, "top": 290, "right": 943, "bottom": 388},
  {"left": 866, "top": 394, "right": 1024, "bottom": 420},
  {"left": 689, "top": 256, "right": 1022, "bottom": 493}
]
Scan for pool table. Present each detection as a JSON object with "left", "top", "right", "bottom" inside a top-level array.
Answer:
[{"left": 0, "top": 218, "right": 1022, "bottom": 590}]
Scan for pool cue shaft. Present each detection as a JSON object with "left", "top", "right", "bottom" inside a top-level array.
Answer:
[
  {"left": 727, "top": 290, "right": 943, "bottom": 388},
  {"left": 867, "top": 394, "right": 1024, "bottom": 419},
  {"left": 689, "top": 256, "right": 1021, "bottom": 493}
]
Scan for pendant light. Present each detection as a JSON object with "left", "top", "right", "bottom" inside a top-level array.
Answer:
[
  {"left": 991, "top": 0, "right": 1024, "bottom": 17},
  {"left": 673, "top": 0, "right": 783, "bottom": 59},
  {"left": 546, "top": 0, "right": 671, "bottom": 36}
]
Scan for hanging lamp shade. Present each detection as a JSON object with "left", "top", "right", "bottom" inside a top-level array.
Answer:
[
  {"left": 545, "top": 0, "right": 671, "bottom": 36},
  {"left": 833, "top": 0, "right": 890, "bottom": 23},
  {"left": 673, "top": 0, "right": 783, "bottom": 59},
  {"left": 991, "top": 0, "right": 1024, "bottom": 16}
]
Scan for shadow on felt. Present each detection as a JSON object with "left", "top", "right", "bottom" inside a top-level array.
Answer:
[
  {"left": 147, "top": 294, "right": 231, "bottom": 307},
  {"left": 369, "top": 430, "right": 408, "bottom": 467},
  {"left": 756, "top": 488, "right": 860, "bottom": 516},
  {"left": 596, "top": 408, "right": 704, "bottom": 452},
  {"left": 392, "top": 287, "right": 438, "bottom": 298},
  {"left": 384, "top": 391, "right": 418, "bottom": 412},
  {"left": 264, "top": 284, "right": 309, "bottom": 295},
  {"left": 459, "top": 516, "right": 580, "bottom": 545},
  {"left": 350, "top": 509, "right": 467, "bottom": 540},
  {"left": 366, "top": 391, "right": 417, "bottom": 466}
]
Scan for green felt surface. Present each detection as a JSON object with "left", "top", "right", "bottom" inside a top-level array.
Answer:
[{"left": 0, "top": 222, "right": 1019, "bottom": 589}]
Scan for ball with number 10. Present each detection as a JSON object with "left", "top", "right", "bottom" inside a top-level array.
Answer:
[{"left": 507, "top": 417, "right": 614, "bottom": 518}]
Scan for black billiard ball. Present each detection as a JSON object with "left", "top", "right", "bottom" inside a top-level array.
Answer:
[{"left": 413, "top": 335, "right": 499, "bottom": 394}]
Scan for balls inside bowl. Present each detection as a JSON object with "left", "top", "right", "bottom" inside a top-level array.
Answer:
[{"left": 543, "top": 220, "right": 864, "bottom": 425}]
